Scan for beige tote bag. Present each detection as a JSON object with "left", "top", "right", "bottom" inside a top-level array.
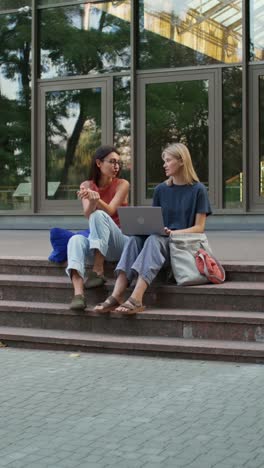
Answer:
[{"left": 169, "top": 233, "right": 212, "bottom": 286}]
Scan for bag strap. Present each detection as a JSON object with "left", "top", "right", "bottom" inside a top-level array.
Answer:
[{"left": 196, "top": 251, "right": 226, "bottom": 283}]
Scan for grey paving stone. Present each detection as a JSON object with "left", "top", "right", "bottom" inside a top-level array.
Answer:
[
  {"left": 77, "top": 465, "right": 106, "bottom": 468},
  {"left": 0, "top": 349, "right": 264, "bottom": 468}
]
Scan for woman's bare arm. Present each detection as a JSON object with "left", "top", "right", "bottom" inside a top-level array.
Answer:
[
  {"left": 78, "top": 179, "right": 129, "bottom": 219},
  {"left": 96, "top": 179, "right": 129, "bottom": 217},
  {"left": 164, "top": 213, "right": 207, "bottom": 235}
]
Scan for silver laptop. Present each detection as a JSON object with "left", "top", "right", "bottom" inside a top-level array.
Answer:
[{"left": 118, "top": 206, "right": 165, "bottom": 236}]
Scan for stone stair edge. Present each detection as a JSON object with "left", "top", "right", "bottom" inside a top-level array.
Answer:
[
  {"left": 1, "top": 300, "right": 264, "bottom": 323},
  {"left": 1, "top": 257, "right": 264, "bottom": 271},
  {"left": 0, "top": 326, "right": 264, "bottom": 358},
  {"left": 0, "top": 275, "right": 264, "bottom": 295}
]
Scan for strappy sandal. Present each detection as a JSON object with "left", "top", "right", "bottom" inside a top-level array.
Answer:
[
  {"left": 93, "top": 295, "right": 121, "bottom": 313},
  {"left": 113, "top": 296, "right": 146, "bottom": 315}
]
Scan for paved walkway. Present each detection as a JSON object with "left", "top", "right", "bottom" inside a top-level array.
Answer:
[
  {"left": 0, "top": 230, "right": 263, "bottom": 261},
  {"left": 0, "top": 348, "right": 264, "bottom": 468}
]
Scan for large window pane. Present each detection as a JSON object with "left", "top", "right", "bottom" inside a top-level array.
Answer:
[
  {"left": 138, "top": 0, "right": 242, "bottom": 69},
  {"left": 114, "top": 76, "right": 131, "bottom": 184},
  {"left": 0, "top": 1, "right": 31, "bottom": 9},
  {"left": 46, "top": 87, "right": 101, "bottom": 200},
  {"left": 39, "top": 1, "right": 131, "bottom": 79},
  {"left": 38, "top": 0, "right": 79, "bottom": 5},
  {"left": 0, "top": 11, "right": 31, "bottom": 211},
  {"left": 222, "top": 67, "right": 242, "bottom": 209},
  {"left": 259, "top": 76, "right": 264, "bottom": 196},
  {"left": 145, "top": 80, "right": 208, "bottom": 198},
  {"left": 250, "top": 0, "right": 264, "bottom": 61}
]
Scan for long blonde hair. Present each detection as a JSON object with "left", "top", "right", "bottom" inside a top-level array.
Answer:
[{"left": 162, "top": 143, "right": 199, "bottom": 186}]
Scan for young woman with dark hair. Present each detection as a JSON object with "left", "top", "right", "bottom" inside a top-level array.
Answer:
[
  {"left": 94, "top": 143, "right": 212, "bottom": 314},
  {"left": 66, "top": 145, "right": 129, "bottom": 311}
]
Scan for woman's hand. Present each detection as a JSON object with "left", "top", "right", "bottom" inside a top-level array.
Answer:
[
  {"left": 163, "top": 214, "right": 207, "bottom": 236},
  {"left": 77, "top": 181, "right": 100, "bottom": 219},
  {"left": 164, "top": 227, "right": 171, "bottom": 236},
  {"left": 78, "top": 188, "right": 100, "bottom": 201}
]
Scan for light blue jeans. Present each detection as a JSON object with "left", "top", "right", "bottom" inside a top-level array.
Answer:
[
  {"left": 66, "top": 210, "right": 128, "bottom": 279},
  {"left": 115, "top": 234, "right": 170, "bottom": 285}
]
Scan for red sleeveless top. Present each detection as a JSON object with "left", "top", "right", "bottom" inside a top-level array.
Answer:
[{"left": 84, "top": 178, "right": 128, "bottom": 227}]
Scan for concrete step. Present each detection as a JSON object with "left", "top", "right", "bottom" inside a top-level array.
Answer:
[
  {"left": 0, "top": 273, "right": 106, "bottom": 304},
  {"left": 2, "top": 257, "right": 264, "bottom": 282},
  {"left": 0, "top": 326, "right": 264, "bottom": 363},
  {"left": 0, "top": 257, "right": 114, "bottom": 277},
  {"left": 223, "top": 261, "right": 264, "bottom": 282},
  {"left": 0, "top": 300, "right": 264, "bottom": 342},
  {"left": 0, "top": 257, "right": 66, "bottom": 277},
  {"left": 0, "top": 274, "right": 264, "bottom": 311}
]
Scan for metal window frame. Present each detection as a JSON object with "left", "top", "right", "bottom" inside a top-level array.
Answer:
[
  {"left": 38, "top": 77, "right": 112, "bottom": 213},
  {"left": 129, "top": 0, "right": 137, "bottom": 205},
  {"left": 35, "top": 0, "right": 130, "bottom": 213},
  {"left": 0, "top": 4, "right": 34, "bottom": 215},
  {"left": 32, "top": 0, "right": 38, "bottom": 213},
  {"left": 249, "top": 64, "right": 264, "bottom": 210},
  {"left": 241, "top": 0, "right": 249, "bottom": 211},
  {"left": 37, "top": 0, "right": 117, "bottom": 9},
  {"left": 1, "top": 0, "right": 260, "bottom": 217},
  {"left": 0, "top": 5, "right": 32, "bottom": 14},
  {"left": 136, "top": 69, "right": 219, "bottom": 208}
]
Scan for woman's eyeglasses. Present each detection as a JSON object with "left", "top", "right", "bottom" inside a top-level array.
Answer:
[{"left": 104, "top": 159, "right": 123, "bottom": 168}]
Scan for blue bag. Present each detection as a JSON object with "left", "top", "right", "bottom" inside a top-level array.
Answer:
[{"left": 48, "top": 227, "right": 90, "bottom": 263}]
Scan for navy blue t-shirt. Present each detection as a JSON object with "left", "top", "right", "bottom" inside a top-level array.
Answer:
[{"left": 152, "top": 181, "right": 212, "bottom": 230}]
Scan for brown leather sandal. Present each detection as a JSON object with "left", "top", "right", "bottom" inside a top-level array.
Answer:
[
  {"left": 113, "top": 296, "right": 146, "bottom": 315},
  {"left": 93, "top": 295, "right": 121, "bottom": 313}
]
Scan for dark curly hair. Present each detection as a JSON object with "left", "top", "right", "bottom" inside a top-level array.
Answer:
[{"left": 89, "top": 145, "right": 120, "bottom": 186}]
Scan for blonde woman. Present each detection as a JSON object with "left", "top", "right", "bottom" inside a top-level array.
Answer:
[{"left": 94, "top": 143, "right": 212, "bottom": 314}]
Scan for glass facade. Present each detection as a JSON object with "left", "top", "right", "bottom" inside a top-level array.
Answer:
[
  {"left": 0, "top": 1, "right": 32, "bottom": 9},
  {"left": 222, "top": 67, "right": 242, "bottom": 208},
  {"left": 250, "top": 0, "right": 264, "bottom": 61},
  {"left": 0, "top": 1, "right": 263, "bottom": 218},
  {"left": 113, "top": 76, "right": 131, "bottom": 183},
  {"left": 145, "top": 80, "right": 208, "bottom": 198},
  {"left": 39, "top": 2, "right": 131, "bottom": 78},
  {"left": 45, "top": 87, "right": 102, "bottom": 200},
  {"left": 259, "top": 75, "right": 264, "bottom": 196},
  {"left": 138, "top": 0, "right": 242, "bottom": 69},
  {"left": 0, "top": 9, "right": 31, "bottom": 210}
]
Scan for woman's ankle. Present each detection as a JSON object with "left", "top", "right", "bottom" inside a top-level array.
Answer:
[
  {"left": 74, "top": 287, "right": 84, "bottom": 296},
  {"left": 92, "top": 268, "right": 104, "bottom": 277},
  {"left": 130, "top": 294, "right": 144, "bottom": 305}
]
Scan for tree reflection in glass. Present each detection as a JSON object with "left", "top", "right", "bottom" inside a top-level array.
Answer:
[
  {"left": 46, "top": 88, "right": 101, "bottom": 200},
  {"left": 0, "top": 1, "right": 31, "bottom": 9},
  {"left": 259, "top": 76, "right": 264, "bottom": 196},
  {"left": 250, "top": 0, "right": 264, "bottom": 61},
  {"left": 0, "top": 10, "right": 31, "bottom": 210},
  {"left": 113, "top": 76, "right": 131, "bottom": 184},
  {"left": 222, "top": 67, "right": 242, "bottom": 208},
  {"left": 39, "top": 2, "right": 131, "bottom": 78},
  {"left": 145, "top": 80, "right": 208, "bottom": 198}
]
